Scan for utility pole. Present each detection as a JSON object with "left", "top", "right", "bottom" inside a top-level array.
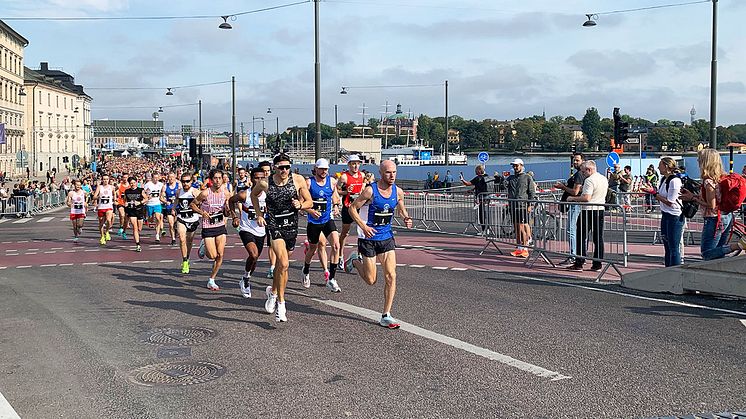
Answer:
[
  {"left": 240, "top": 122, "right": 244, "bottom": 161},
  {"left": 314, "top": 0, "right": 322, "bottom": 161},
  {"left": 334, "top": 104, "right": 339, "bottom": 163},
  {"left": 444, "top": 80, "right": 449, "bottom": 166},
  {"left": 231, "top": 76, "right": 236, "bottom": 183},
  {"left": 198, "top": 100, "right": 202, "bottom": 169},
  {"left": 709, "top": 0, "right": 718, "bottom": 149}
]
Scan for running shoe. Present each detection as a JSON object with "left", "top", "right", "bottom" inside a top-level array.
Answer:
[
  {"left": 155, "top": 233, "right": 161, "bottom": 243},
  {"left": 266, "top": 266, "right": 274, "bottom": 278},
  {"left": 239, "top": 276, "right": 251, "bottom": 298},
  {"left": 337, "top": 259, "right": 344, "bottom": 272},
  {"left": 275, "top": 301, "right": 287, "bottom": 322},
  {"left": 567, "top": 264, "right": 583, "bottom": 272},
  {"left": 519, "top": 249, "right": 529, "bottom": 258},
  {"left": 198, "top": 239, "right": 206, "bottom": 259},
  {"left": 326, "top": 278, "right": 341, "bottom": 293},
  {"left": 181, "top": 260, "right": 190, "bottom": 274},
  {"left": 135, "top": 245, "right": 142, "bottom": 252},
  {"left": 171, "top": 238, "right": 176, "bottom": 246},
  {"left": 379, "top": 314, "right": 400, "bottom": 329},
  {"left": 72, "top": 236, "right": 78, "bottom": 242},
  {"left": 105, "top": 232, "right": 111, "bottom": 241},
  {"left": 510, "top": 249, "right": 522, "bottom": 257},
  {"left": 122, "top": 232, "right": 128, "bottom": 240},
  {"left": 99, "top": 236, "right": 106, "bottom": 245},
  {"left": 589, "top": 264, "right": 602, "bottom": 272},
  {"left": 207, "top": 278, "right": 220, "bottom": 291},
  {"left": 118, "top": 228, "right": 124, "bottom": 237},
  {"left": 264, "top": 286, "right": 277, "bottom": 313},
  {"left": 302, "top": 273, "right": 311, "bottom": 289},
  {"left": 344, "top": 252, "right": 360, "bottom": 274}
]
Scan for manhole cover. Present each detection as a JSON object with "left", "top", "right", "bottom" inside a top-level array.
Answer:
[
  {"left": 139, "top": 327, "right": 216, "bottom": 346},
  {"left": 129, "top": 361, "right": 226, "bottom": 387},
  {"left": 156, "top": 347, "right": 192, "bottom": 359}
]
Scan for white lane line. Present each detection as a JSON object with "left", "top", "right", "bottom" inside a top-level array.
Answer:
[
  {"left": 16, "top": 265, "right": 31, "bottom": 269},
  {"left": 84, "top": 249, "right": 99, "bottom": 252},
  {"left": 82, "top": 262, "right": 98, "bottom": 266},
  {"left": 396, "top": 263, "right": 406, "bottom": 267},
  {"left": 17, "top": 241, "right": 28, "bottom": 243},
  {"left": 26, "top": 252, "right": 37, "bottom": 255},
  {"left": 316, "top": 299, "right": 571, "bottom": 381},
  {"left": 58, "top": 263, "right": 73, "bottom": 266},
  {"left": 27, "top": 248, "right": 39, "bottom": 251},
  {"left": 1, "top": 241, "right": 10, "bottom": 244},
  {"left": 0, "top": 267, "right": 5, "bottom": 270},
  {"left": 505, "top": 273, "right": 746, "bottom": 318},
  {"left": 432, "top": 266, "right": 449, "bottom": 270},
  {"left": 37, "top": 216, "right": 55, "bottom": 223},
  {"left": 409, "top": 264, "right": 425, "bottom": 268},
  {"left": 12, "top": 219, "right": 31, "bottom": 224},
  {"left": 451, "top": 267, "right": 468, "bottom": 271},
  {"left": 50, "top": 247, "right": 63, "bottom": 250},
  {"left": 0, "top": 219, "right": 8, "bottom": 224},
  {"left": 40, "top": 264, "right": 58, "bottom": 267},
  {"left": 107, "top": 261, "right": 122, "bottom": 264},
  {"left": 159, "top": 260, "right": 174, "bottom": 263},
  {"left": 43, "top": 251, "right": 55, "bottom": 254},
  {"left": 132, "top": 260, "right": 149, "bottom": 264},
  {"left": 0, "top": 390, "right": 21, "bottom": 419},
  {"left": 4, "top": 250, "right": 17, "bottom": 253}
]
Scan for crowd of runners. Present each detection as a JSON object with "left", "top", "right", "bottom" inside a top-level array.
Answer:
[{"left": 63, "top": 155, "right": 412, "bottom": 328}]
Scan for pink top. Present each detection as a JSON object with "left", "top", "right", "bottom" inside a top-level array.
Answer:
[
  {"left": 699, "top": 178, "right": 720, "bottom": 218},
  {"left": 201, "top": 187, "right": 227, "bottom": 228}
]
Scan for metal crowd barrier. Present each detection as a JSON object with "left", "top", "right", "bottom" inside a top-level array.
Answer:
[
  {"left": 0, "top": 191, "right": 67, "bottom": 218},
  {"left": 479, "top": 195, "right": 628, "bottom": 281}
]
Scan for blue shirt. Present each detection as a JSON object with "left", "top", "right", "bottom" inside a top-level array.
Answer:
[
  {"left": 164, "top": 182, "right": 179, "bottom": 210},
  {"left": 308, "top": 176, "right": 333, "bottom": 225},
  {"left": 365, "top": 182, "right": 398, "bottom": 241}
]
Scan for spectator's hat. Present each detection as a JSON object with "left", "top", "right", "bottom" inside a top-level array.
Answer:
[
  {"left": 348, "top": 154, "right": 362, "bottom": 162},
  {"left": 315, "top": 158, "right": 330, "bottom": 169},
  {"left": 510, "top": 158, "right": 524, "bottom": 166}
]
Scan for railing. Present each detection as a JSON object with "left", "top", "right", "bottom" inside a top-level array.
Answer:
[{"left": 0, "top": 190, "right": 67, "bottom": 218}]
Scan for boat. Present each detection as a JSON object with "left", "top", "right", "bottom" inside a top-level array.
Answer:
[{"left": 381, "top": 144, "right": 467, "bottom": 166}]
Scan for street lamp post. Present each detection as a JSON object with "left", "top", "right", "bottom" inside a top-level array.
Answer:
[
  {"left": 314, "top": 0, "right": 322, "bottom": 161},
  {"left": 709, "top": 0, "right": 718, "bottom": 149},
  {"left": 231, "top": 76, "right": 236, "bottom": 183},
  {"left": 252, "top": 116, "right": 265, "bottom": 156},
  {"left": 334, "top": 104, "right": 339, "bottom": 164}
]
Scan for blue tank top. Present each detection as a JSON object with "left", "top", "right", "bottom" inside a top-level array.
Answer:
[
  {"left": 366, "top": 182, "right": 397, "bottom": 241},
  {"left": 308, "top": 176, "right": 333, "bottom": 225},
  {"left": 164, "top": 182, "right": 179, "bottom": 209}
]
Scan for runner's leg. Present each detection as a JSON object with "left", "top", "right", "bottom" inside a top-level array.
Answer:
[
  {"left": 378, "top": 250, "right": 397, "bottom": 315},
  {"left": 271, "top": 238, "right": 290, "bottom": 302}
]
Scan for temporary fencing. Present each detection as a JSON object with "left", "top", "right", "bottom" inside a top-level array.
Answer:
[{"left": 0, "top": 190, "right": 67, "bottom": 218}]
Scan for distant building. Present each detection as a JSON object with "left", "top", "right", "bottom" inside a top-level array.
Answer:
[
  {"left": 0, "top": 20, "right": 28, "bottom": 177},
  {"left": 339, "top": 137, "right": 381, "bottom": 163},
  {"left": 378, "top": 104, "right": 418, "bottom": 145},
  {"left": 25, "top": 63, "right": 92, "bottom": 174},
  {"left": 447, "top": 128, "right": 460, "bottom": 144},
  {"left": 92, "top": 120, "right": 164, "bottom": 150}
]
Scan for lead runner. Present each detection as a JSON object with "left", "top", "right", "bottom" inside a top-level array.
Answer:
[{"left": 344, "top": 160, "right": 413, "bottom": 329}]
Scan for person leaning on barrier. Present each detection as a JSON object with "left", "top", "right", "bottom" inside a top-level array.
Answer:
[
  {"left": 619, "top": 165, "right": 632, "bottom": 211},
  {"left": 554, "top": 152, "right": 586, "bottom": 266},
  {"left": 460, "top": 165, "right": 489, "bottom": 234},
  {"left": 506, "top": 158, "right": 536, "bottom": 258},
  {"left": 566, "top": 161, "right": 608, "bottom": 272}
]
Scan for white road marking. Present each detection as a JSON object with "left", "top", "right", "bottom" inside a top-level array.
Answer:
[
  {"left": 26, "top": 252, "right": 37, "bottom": 255},
  {"left": 396, "top": 263, "right": 406, "bottom": 267},
  {"left": 741, "top": 319, "right": 746, "bottom": 328},
  {"left": 132, "top": 260, "right": 149, "bottom": 264},
  {"left": 37, "top": 217, "right": 55, "bottom": 223},
  {"left": 18, "top": 240, "right": 28, "bottom": 243},
  {"left": 63, "top": 250, "right": 75, "bottom": 253},
  {"left": 50, "top": 247, "right": 63, "bottom": 250},
  {"left": 107, "top": 261, "right": 122, "bottom": 264},
  {"left": 451, "top": 267, "right": 468, "bottom": 271},
  {"left": 16, "top": 265, "right": 31, "bottom": 269},
  {"left": 84, "top": 249, "right": 99, "bottom": 252},
  {"left": 159, "top": 260, "right": 174, "bottom": 263},
  {"left": 27, "top": 248, "right": 39, "bottom": 251},
  {"left": 4, "top": 250, "right": 16, "bottom": 253},
  {"left": 43, "top": 251, "right": 55, "bottom": 254},
  {"left": 432, "top": 266, "right": 449, "bottom": 270},
  {"left": 316, "top": 299, "right": 571, "bottom": 381},
  {"left": 0, "top": 219, "right": 8, "bottom": 224},
  {"left": 82, "top": 262, "right": 98, "bottom": 266},
  {"left": 12, "top": 219, "right": 31, "bottom": 224},
  {"left": 0, "top": 267, "right": 5, "bottom": 270},
  {"left": 40, "top": 264, "right": 58, "bottom": 267},
  {"left": 58, "top": 263, "right": 73, "bottom": 267},
  {"left": 0, "top": 390, "right": 21, "bottom": 419},
  {"left": 231, "top": 259, "right": 243, "bottom": 262},
  {"left": 409, "top": 264, "right": 425, "bottom": 268}
]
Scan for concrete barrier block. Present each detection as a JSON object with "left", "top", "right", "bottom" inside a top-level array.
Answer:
[{"left": 622, "top": 257, "right": 746, "bottom": 298}]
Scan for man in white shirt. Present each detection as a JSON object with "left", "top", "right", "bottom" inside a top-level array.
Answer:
[{"left": 567, "top": 161, "right": 608, "bottom": 272}]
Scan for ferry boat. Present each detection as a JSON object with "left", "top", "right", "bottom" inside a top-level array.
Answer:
[{"left": 381, "top": 144, "right": 467, "bottom": 166}]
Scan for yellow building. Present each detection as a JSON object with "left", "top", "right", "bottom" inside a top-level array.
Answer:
[{"left": 0, "top": 20, "right": 28, "bottom": 177}]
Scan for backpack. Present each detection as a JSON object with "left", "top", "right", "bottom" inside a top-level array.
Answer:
[
  {"left": 605, "top": 188, "right": 617, "bottom": 205},
  {"left": 717, "top": 173, "right": 746, "bottom": 214},
  {"left": 664, "top": 174, "right": 699, "bottom": 219}
]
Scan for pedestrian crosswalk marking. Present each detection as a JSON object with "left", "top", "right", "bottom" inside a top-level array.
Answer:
[
  {"left": 12, "top": 218, "right": 31, "bottom": 224},
  {"left": 37, "top": 217, "right": 55, "bottom": 223}
]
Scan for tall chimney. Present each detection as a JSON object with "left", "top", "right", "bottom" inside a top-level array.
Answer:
[{"left": 40, "top": 62, "right": 49, "bottom": 71}]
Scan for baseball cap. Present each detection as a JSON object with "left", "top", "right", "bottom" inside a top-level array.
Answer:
[
  {"left": 315, "top": 158, "right": 330, "bottom": 169},
  {"left": 510, "top": 158, "right": 524, "bottom": 165},
  {"left": 348, "top": 154, "right": 362, "bottom": 162}
]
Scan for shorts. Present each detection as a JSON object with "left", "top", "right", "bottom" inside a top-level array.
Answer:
[
  {"left": 201, "top": 225, "right": 227, "bottom": 238},
  {"left": 508, "top": 202, "right": 529, "bottom": 224},
  {"left": 307, "top": 220, "right": 337, "bottom": 244},
  {"left": 177, "top": 218, "right": 200, "bottom": 233},
  {"left": 163, "top": 206, "right": 175, "bottom": 215},
  {"left": 358, "top": 237, "right": 396, "bottom": 258},
  {"left": 146, "top": 205, "right": 162, "bottom": 217},
  {"left": 125, "top": 207, "right": 145, "bottom": 219},
  {"left": 268, "top": 229, "right": 297, "bottom": 251},
  {"left": 341, "top": 206, "right": 356, "bottom": 225},
  {"left": 69, "top": 213, "right": 86, "bottom": 220},
  {"left": 239, "top": 230, "right": 266, "bottom": 255},
  {"left": 97, "top": 209, "right": 112, "bottom": 218}
]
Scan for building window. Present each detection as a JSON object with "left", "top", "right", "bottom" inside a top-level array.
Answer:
[
  {"left": 47, "top": 93, "right": 50, "bottom": 106},
  {"left": 39, "top": 90, "right": 42, "bottom": 104}
]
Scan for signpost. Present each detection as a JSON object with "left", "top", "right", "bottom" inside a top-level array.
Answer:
[
  {"left": 477, "top": 151, "right": 489, "bottom": 164},
  {"left": 605, "top": 151, "right": 620, "bottom": 169},
  {"left": 15, "top": 150, "right": 28, "bottom": 169}
]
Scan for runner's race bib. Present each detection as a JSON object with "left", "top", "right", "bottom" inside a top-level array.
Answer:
[
  {"left": 73, "top": 203, "right": 84, "bottom": 210},
  {"left": 373, "top": 210, "right": 393, "bottom": 226},
  {"left": 100, "top": 197, "right": 110, "bottom": 204},
  {"left": 209, "top": 212, "right": 224, "bottom": 225},
  {"left": 312, "top": 198, "right": 327, "bottom": 213},
  {"left": 276, "top": 211, "right": 297, "bottom": 228}
]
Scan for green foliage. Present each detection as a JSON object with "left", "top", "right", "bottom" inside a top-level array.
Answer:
[{"left": 581, "top": 108, "right": 602, "bottom": 151}]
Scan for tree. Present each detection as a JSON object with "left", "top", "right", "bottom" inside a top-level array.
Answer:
[
  {"left": 337, "top": 121, "right": 355, "bottom": 138},
  {"left": 513, "top": 119, "right": 536, "bottom": 151},
  {"left": 691, "top": 119, "right": 710, "bottom": 144},
  {"left": 368, "top": 118, "right": 380, "bottom": 132},
  {"left": 563, "top": 116, "right": 580, "bottom": 125},
  {"left": 581, "top": 107, "right": 602, "bottom": 150},
  {"left": 539, "top": 121, "right": 572, "bottom": 151},
  {"left": 680, "top": 127, "right": 701, "bottom": 151}
]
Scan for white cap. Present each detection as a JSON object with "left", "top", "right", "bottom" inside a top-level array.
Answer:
[
  {"left": 315, "top": 158, "right": 329, "bottom": 169},
  {"left": 348, "top": 154, "right": 362, "bottom": 162},
  {"left": 510, "top": 158, "right": 524, "bottom": 165}
]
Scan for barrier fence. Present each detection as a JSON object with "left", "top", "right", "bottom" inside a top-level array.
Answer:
[{"left": 0, "top": 190, "right": 67, "bottom": 218}]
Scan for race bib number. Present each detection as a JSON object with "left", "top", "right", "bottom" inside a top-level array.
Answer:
[
  {"left": 373, "top": 210, "right": 393, "bottom": 226},
  {"left": 312, "top": 199, "right": 327, "bottom": 213},
  {"left": 150, "top": 191, "right": 159, "bottom": 198},
  {"left": 208, "top": 212, "right": 224, "bottom": 225},
  {"left": 73, "top": 203, "right": 84, "bottom": 210},
  {"left": 276, "top": 211, "right": 296, "bottom": 228},
  {"left": 349, "top": 193, "right": 360, "bottom": 202},
  {"left": 100, "top": 197, "right": 110, "bottom": 204}
]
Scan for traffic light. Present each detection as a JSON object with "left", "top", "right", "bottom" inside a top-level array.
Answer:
[
  {"left": 619, "top": 121, "right": 631, "bottom": 144},
  {"left": 612, "top": 107, "right": 632, "bottom": 146}
]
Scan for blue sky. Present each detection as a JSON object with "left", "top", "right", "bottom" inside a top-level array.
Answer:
[{"left": 4, "top": 0, "right": 745, "bottom": 133}]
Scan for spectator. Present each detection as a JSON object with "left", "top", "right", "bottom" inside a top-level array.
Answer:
[
  {"left": 554, "top": 152, "right": 586, "bottom": 265},
  {"left": 619, "top": 165, "right": 632, "bottom": 210},
  {"left": 567, "top": 161, "right": 608, "bottom": 272},
  {"left": 493, "top": 171, "right": 504, "bottom": 193},
  {"left": 506, "top": 158, "right": 536, "bottom": 258},
  {"left": 460, "top": 165, "right": 489, "bottom": 233},
  {"left": 680, "top": 149, "right": 745, "bottom": 260},
  {"left": 432, "top": 171, "right": 441, "bottom": 188},
  {"left": 649, "top": 157, "right": 685, "bottom": 267},
  {"left": 425, "top": 171, "right": 433, "bottom": 189},
  {"left": 0, "top": 182, "right": 8, "bottom": 216},
  {"left": 643, "top": 165, "right": 659, "bottom": 213},
  {"left": 607, "top": 163, "right": 622, "bottom": 203},
  {"left": 444, "top": 170, "right": 454, "bottom": 188}
]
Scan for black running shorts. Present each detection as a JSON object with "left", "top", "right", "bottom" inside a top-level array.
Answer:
[
  {"left": 177, "top": 218, "right": 199, "bottom": 233},
  {"left": 508, "top": 202, "right": 529, "bottom": 224},
  {"left": 341, "top": 206, "right": 355, "bottom": 225},
  {"left": 239, "top": 230, "right": 266, "bottom": 255},
  {"left": 268, "top": 229, "right": 297, "bottom": 251},
  {"left": 306, "top": 220, "right": 337, "bottom": 244},
  {"left": 201, "top": 225, "right": 227, "bottom": 239},
  {"left": 357, "top": 237, "right": 396, "bottom": 258}
]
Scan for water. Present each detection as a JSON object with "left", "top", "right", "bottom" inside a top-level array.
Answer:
[{"left": 466, "top": 154, "right": 569, "bottom": 166}]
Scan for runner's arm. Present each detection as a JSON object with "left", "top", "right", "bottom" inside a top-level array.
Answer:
[
  {"left": 396, "top": 187, "right": 413, "bottom": 228},
  {"left": 65, "top": 191, "right": 72, "bottom": 207},
  {"left": 331, "top": 178, "right": 341, "bottom": 206},
  {"left": 336, "top": 174, "right": 348, "bottom": 196},
  {"left": 250, "top": 180, "right": 268, "bottom": 219},
  {"left": 190, "top": 190, "right": 209, "bottom": 218},
  {"left": 295, "top": 174, "right": 313, "bottom": 211}
]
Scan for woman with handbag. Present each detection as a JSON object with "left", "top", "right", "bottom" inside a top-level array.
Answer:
[{"left": 680, "top": 149, "right": 745, "bottom": 260}]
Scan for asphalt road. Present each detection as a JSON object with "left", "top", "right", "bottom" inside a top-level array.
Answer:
[{"left": 0, "top": 208, "right": 744, "bottom": 419}]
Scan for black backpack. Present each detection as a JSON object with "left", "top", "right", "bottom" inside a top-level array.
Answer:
[{"left": 664, "top": 174, "right": 699, "bottom": 219}]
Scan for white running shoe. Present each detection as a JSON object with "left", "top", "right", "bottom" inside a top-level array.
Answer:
[
  {"left": 198, "top": 239, "right": 206, "bottom": 259},
  {"left": 239, "top": 276, "right": 251, "bottom": 298},
  {"left": 207, "top": 278, "right": 220, "bottom": 291},
  {"left": 275, "top": 301, "right": 287, "bottom": 322},
  {"left": 302, "top": 273, "right": 311, "bottom": 289},
  {"left": 326, "top": 278, "right": 341, "bottom": 293},
  {"left": 264, "top": 286, "right": 277, "bottom": 313}
]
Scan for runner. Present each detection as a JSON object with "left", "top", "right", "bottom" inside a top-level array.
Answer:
[
  {"left": 229, "top": 167, "right": 267, "bottom": 298},
  {"left": 235, "top": 167, "right": 250, "bottom": 190},
  {"left": 92, "top": 174, "right": 115, "bottom": 245},
  {"left": 258, "top": 161, "right": 276, "bottom": 278},
  {"left": 336, "top": 155, "right": 365, "bottom": 270},
  {"left": 116, "top": 176, "right": 129, "bottom": 238},
  {"left": 302, "top": 158, "right": 342, "bottom": 292},
  {"left": 175, "top": 172, "right": 201, "bottom": 274},
  {"left": 144, "top": 173, "right": 165, "bottom": 243},
  {"left": 191, "top": 169, "right": 232, "bottom": 291},
  {"left": 66, "top": 179, "right": 87, "bottom": 241},
  {"left": 251, "top": 154, "right": 313, "bottom": 322},
  {"left": 122, "top": 177, "right": 146, "bottom": 252},
  {"left": 161, "top": 172, "right": 180, "bottom": 246},
  {"left": 344, "top": 160, "right": 413, "bottom": 329}
]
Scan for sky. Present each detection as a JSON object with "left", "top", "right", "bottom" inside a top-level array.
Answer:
[{"left": 4, "top": 0, "right": 746, "bottom": 134}]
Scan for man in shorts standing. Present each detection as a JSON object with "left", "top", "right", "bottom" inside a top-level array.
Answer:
[
  {"left": 251, "top": 154, "right": 312, "bottom": 322},
  {"left": 229, "top": 167, "right": 267, "bottom": 298},
  {"left": 302, "top": 158, "right": 342, "bottom": 292},
  {"left": 506, "top": 158, "right": 536, "bottom": 258},
  {"left": 344, "top": 160, "right": 413, "bottom": 329},
  {"left": 336, "top": 155, "right": 365, "bottom": 269}
]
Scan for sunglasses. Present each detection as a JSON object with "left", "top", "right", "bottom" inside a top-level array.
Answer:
[{"left": 277, "top": 165, "right": 291, "bottom": 171}]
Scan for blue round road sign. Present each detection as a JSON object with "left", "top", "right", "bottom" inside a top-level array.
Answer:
[
  {"left": 606, "top": 151, "right": 620, "bottom": 168},
  {"left": 477, "top": 152, "right": 489, "bottom": 163}
]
